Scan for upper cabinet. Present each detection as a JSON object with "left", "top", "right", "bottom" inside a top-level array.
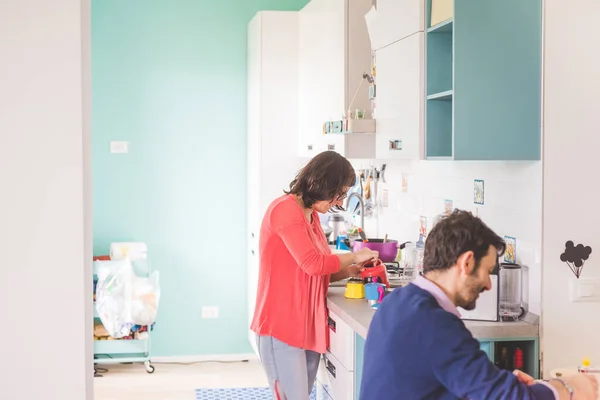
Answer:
[
  {"left": 298, "top": 0, "right": 376, "bottom": 159},
  {"left": 376, "top": 0, "right": 425, "bottom": 50},
  {"left": 374, "top": 33, "right": 424, "bottom": 160},
  {"left": 425, "top": 0, "right": 542, "bottom": 160}
]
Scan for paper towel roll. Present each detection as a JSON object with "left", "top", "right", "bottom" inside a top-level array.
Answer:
[{"left": 110, "top": 242, "right": 148, "bottom": 261}]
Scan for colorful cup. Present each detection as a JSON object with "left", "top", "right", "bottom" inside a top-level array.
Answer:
[{"left": 365, "top": 282, "right": 386, "bottom": 309}]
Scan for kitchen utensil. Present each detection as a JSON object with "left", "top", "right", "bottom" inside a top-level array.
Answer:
[
  {"left": 344, "top": 279, "right": 365, "bottom": 299},
  {"left": 358, "top": 228, "right": 368, "bottom": 242},
  {"left": 499, "top": 263, "right": 525, "bottom": 321},
  {"left": 365, "top": 282, "right": 386, "bottom": 309},
  {"left": 364, "top": 175, "right": 372, "bottom": 199},
  {"left": 360, "top": 258, "right": 390, "bottom": 288},
  {"left": 353, "top": 238, "right": 400, "bottom": 262},
  {"left": 383, "top": 234, "right": 388, "bottom": 243}
]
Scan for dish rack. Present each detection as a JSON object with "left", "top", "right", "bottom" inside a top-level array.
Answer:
[
  {"left": 385, "top": 261, "right": 417, "bottom": 287},
  {"left": 93, "top": 258, "right": 155, "bottom": 375}
]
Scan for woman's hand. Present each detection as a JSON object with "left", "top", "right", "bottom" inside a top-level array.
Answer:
[
  {"left": 337, "top": 249, "right": 378, "bottom": 279},
  {"left": 562, "top": 374, "right": 598, "bottom": 400},
  {"left": 353, "top": 248, "right": 379, "bottom": 265}
]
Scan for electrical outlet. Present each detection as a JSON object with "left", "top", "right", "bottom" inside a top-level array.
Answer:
[
  {"left": 382, "top": 189, "right": 389, "bottom": 207},
  {"left": 110, "top": 141, "right": 129, "bottom": 154},
  {"left": 202, "top": 306, "right": 219, "bottom": 319}
]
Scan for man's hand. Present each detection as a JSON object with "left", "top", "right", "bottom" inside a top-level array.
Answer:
[{"left": 513, "top": 370, "right": 535, "bottom": 386}]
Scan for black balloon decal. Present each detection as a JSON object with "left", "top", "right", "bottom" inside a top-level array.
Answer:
[{"left": 560, "top": 241, "right": 592, "bottom": 278}]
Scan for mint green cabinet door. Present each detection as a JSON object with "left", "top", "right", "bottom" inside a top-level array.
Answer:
[
  {"left": 354, "top": 333, "right": 366, "bottom": 400},
  {"left": 453, "top": 0, "right": 542, "bottom": 160}
]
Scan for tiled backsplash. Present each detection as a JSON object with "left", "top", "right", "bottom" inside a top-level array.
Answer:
[{"left": 354, "top": 159, "right": 543, "bottom": 314}]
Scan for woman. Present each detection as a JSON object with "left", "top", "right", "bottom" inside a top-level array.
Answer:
[{"left": 250, "top": 151, "right": 378, "bottom": 399}]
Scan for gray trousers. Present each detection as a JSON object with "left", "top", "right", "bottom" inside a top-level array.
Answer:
[{"left": 256, "top": 335, "right": 321, "bottom": 400}]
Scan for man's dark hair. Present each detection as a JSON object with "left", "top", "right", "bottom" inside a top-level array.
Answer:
[
  {"left": 423, "top": 210, "right": 506, "bottom": 274},
  {"left": 285, "top": 151, "right": 356, "bottom": 208}
]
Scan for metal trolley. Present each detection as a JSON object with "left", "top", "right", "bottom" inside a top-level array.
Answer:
[{"left": 93, "top": 257, "right": 156, "bottom": 375}]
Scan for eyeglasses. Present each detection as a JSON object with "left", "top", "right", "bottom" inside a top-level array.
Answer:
[{"left": 331, "top": 192, "right": 348, "bottom": 212}]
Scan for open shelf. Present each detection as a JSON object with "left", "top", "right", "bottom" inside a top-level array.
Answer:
[
  {"left": 493, "top": 340, "right": 539, "bottom": 379},
  {"left": 427, "top": 18, "right": 453, "bottom": 33},
  {"left": 426, "top": 99, "right": 452, "bottom": 158},
  {"left": 426, "top": 0, "right": 453, "bottom": 158},
  {"left": 427, "top": 90, "right": 453, "bottom": 100},
  {"left": 426, "top": 31, "right": 452, "bottom": 97}
]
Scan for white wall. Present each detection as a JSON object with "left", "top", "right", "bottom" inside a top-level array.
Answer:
[
  {"left": 541, "top": 0, "right": 600, "bottom": 376},
  {"left": 360, "top": 160, "right": 543, "bottom": 314},
  {"left": 0, "top": 1, "right": 93, "bottom": 399}
]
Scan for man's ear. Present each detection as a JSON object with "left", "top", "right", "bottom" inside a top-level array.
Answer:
[{"left": 456, "top": 251, "right": 475, "bottom": 275}]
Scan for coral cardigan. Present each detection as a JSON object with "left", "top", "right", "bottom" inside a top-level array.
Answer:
[{"left": 250, "top": 195, "right": 341, "bottom": 353}]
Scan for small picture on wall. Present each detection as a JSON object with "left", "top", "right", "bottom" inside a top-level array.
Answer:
[
  {"left": 474, "top": 179, "right": 485, "bottom": 205},
  {"left": 504, "top": 236, "right": 516, "bottom": 264},
  {"left": 444, "top": 199, "right": 453, "bottom": 216}
]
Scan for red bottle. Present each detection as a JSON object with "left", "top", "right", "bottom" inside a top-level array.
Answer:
[{"left": 513, "top": 347, "right": 524, "bottom": 370}]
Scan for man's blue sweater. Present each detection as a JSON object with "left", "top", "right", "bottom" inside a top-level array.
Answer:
[{"left": 360, "top": 283, "right": 554, "bottom": 399}]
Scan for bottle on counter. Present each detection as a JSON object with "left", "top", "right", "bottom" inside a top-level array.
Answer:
[{"left": 415, "top": 234, "right": 425, "bottom": 274}]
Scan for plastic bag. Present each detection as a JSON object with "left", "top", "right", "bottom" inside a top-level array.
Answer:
[{"left": 95, "top": 258, "right": 160, "bottom": 338}]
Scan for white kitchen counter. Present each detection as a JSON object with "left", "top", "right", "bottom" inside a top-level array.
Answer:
[{"left": 327, "top": 286, "right": 539, "bottom": 340}]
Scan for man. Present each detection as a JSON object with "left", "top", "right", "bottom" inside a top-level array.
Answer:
[{"left": 360, "top": 210, "right": 597, "bottom": 399}]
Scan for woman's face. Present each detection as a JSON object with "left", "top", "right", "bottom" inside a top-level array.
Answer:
[{"left": 311, "top": 187, "right": 349, "bottom": 214}]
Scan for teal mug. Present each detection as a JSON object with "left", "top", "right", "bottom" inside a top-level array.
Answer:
[{"left": 365, "top": 282, "right": 386, "bottom": 309}]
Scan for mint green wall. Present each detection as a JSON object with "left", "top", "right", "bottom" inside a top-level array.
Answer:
[{"left": 92, "top": 0, "right": 309, "bottom": 357}]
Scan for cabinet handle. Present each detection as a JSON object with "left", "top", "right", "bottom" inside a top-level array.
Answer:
[
  {"left": 251, "top": 233, "right": 255, "bottom": 238},
  {"left": 325, "top": 357, "right": 336, "bottom": 379},
  {"left": 327, "top": 316, "right": 336, "bottom": 333},
  {"left": 251, "top": 250, "right": 255, "bottom": 255},
  {"left": 307, "top": 144, "right": 313, "bottom": 151},
  {"left": 327, "top": 144, "right": 336, "bottom": 151}
]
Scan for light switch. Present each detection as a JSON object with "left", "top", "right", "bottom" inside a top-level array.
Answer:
[
  {"left": 570, "top": 277, "right": 600, "bottom": 302},
  {"left": 110, "top": 141, "right": 129, "bottom": 154}
]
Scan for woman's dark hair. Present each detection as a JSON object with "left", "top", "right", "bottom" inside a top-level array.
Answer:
[
  {"left": 423, "top": 209, "right": 506, "bottom": 274},
  {"left": 285, "top": 151, "right": 356, "bottom": 208}
]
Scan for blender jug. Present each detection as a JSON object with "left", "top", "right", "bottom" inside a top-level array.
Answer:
[{"left": 499, "top": 263, "right": 525, "bottom": 321}]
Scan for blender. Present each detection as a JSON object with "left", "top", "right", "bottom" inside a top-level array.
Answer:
[{"left": 499, "top": 263, "right": 525, "bottom": 321}]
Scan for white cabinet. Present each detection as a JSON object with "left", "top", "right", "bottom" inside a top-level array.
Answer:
[
  {"left": 320, "top": 352, "right": 355, "bottom": 400},
  {"left": 327, "top": 310, "right": 355, "bottom": 371},
  {"left": 298, "top": 0, "right": 376, "bottom": 159},
  {"left": 376, "top": 0, "right": 425, "bottom": 50},
  {"left": 374, "top": 33, "right": 424, "bottom": 160},
  {"left": 247, "top": 11, "right": 303, "bottom": 357}
]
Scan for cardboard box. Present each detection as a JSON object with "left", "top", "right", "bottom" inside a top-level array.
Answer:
[{"left": 431, "top": 0, "right": 453, "bottom": 27}]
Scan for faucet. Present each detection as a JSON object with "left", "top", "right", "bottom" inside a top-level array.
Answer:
[{"left": 346, "top": 192, "right": 365, "bottom": 231}]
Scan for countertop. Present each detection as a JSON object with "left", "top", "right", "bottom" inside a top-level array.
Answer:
[{"left": 327, "top": 286, "right": 539, "bottom": 340}]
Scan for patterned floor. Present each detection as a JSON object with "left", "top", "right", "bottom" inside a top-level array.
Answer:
[{"left": 195, "top": 386, "right": 330, "bottom": 400}]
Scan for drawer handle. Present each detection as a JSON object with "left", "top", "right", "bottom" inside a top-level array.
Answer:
[
  {"left": 327, "top": 316, "right": 336, "bottom": 333},
  {"left": 325, "top": 357, "right": 336, "bottom": 379}
]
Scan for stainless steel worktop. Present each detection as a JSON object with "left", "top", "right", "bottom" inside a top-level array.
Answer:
[{"left": 327, "top": 286, "right": 539, "bottom": 340}]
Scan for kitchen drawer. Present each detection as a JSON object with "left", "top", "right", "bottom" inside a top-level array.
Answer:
[
  {"left": 322, "top": 352, "right": 354, "bottom": 400},
  {"left": 327, "top": 309, "right": 355, "bottom": 371}
]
